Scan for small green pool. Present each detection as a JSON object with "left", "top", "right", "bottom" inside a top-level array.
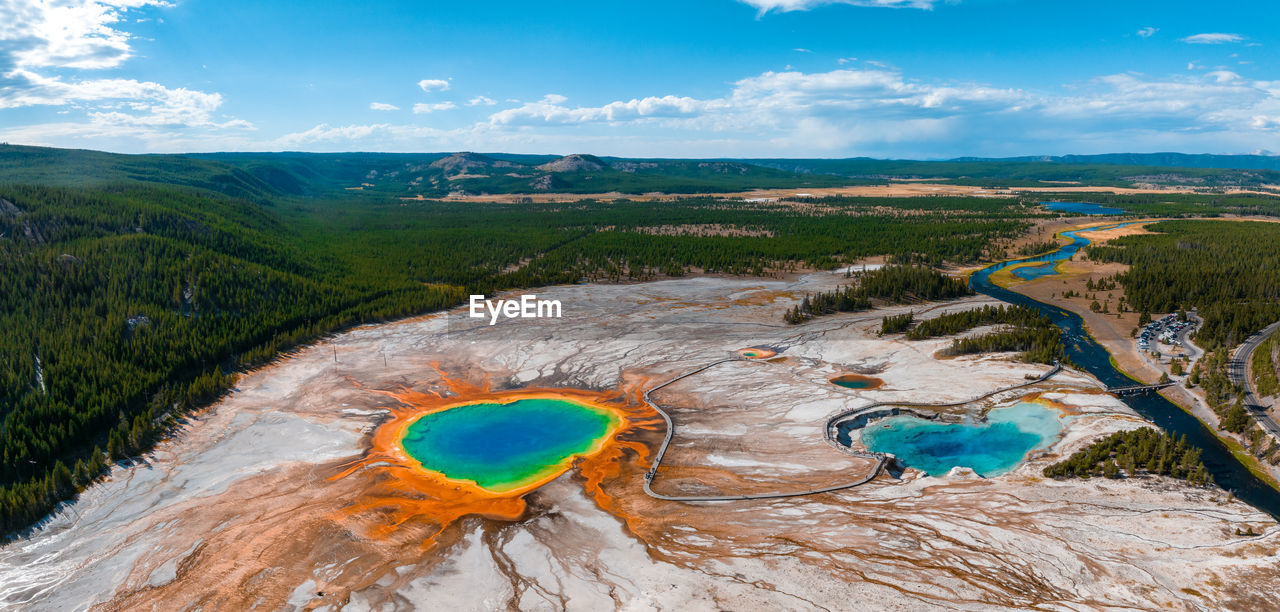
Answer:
[
  {"left": 400, "top": 398, "right": 620, "bottom": 492},
  {"left": 831, "top": 374, "right": 883, "bottom": 390}
]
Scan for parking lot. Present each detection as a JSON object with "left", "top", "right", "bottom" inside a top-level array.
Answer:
[{"left": 1137, "top": 312, "right": 1201, "bottom": 363}]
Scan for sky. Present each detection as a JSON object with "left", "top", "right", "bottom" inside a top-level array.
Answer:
[{"left": 1, "top": 0, "right": 1278, "bottom": 158}]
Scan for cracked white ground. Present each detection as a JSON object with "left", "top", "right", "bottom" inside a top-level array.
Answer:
[{"left": 2, "top": 271, "right": 1277, "bottom": 611}]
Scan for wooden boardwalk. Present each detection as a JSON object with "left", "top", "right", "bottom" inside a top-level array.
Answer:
[{"left": 641, "top": 357, "right": 1062, "bottom": 503}]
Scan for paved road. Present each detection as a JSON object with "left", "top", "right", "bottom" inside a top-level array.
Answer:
[
  {"left": 1181, "top": 313, "right": 1206, "bottom": 363},
  {"left": 1229, "top": 320, "right": 1280, "bottom": 440}
]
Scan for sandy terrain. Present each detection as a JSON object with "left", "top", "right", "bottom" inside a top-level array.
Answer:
[
  {"left": 429, "top": 183, "right": 1012, "bottom": 203},
  {"left": 1014, "top": 259, "right": 1156, "bottom": 379},
  {"left": 1, "top": 273, "right": 1278, "bottom": 610},
  {"left": 1074, "top": 222, "right": 1158, "bottom": 242},
  {"left": 420, "top": 182, "right": 1280, "bottom": 204}
]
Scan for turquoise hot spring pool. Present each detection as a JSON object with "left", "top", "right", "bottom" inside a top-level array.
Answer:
[{"left": 860, "top": 402, "right": 1062, "bottom": 477}]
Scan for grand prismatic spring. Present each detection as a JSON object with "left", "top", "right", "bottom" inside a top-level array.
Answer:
[
  {"left": 329, "top": 373, "right": 658, "bottom": 546},
  {"left": 398, "top": 398, "right": 622, "bottom": 493}
]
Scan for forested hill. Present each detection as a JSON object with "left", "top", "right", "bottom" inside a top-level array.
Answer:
[
  {"left": 1086, "top": 220, "right": 1280, "bottom": 349},
  {"left": 7, "top": 144, "right": 1280, "bottom": 200},
  {"left": 196, "top": 151, "right": 858, "bottom": 197},
  {"left": 0, "top": 184, "right": 466, "bottom": 535},
  {"left": 0, "top": 145, "right": 281, "bottom": 200},
  {"left": 0, "top": 146, "right": 854, "bottom": 199}
]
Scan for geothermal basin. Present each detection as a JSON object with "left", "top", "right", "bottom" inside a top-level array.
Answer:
[{"left": 2, "top": 275, "right": 1277, "bottom": 611}]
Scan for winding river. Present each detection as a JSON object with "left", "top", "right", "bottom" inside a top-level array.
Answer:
[{"left": 971, "top": 226, "right": 1280, "bottom": 518}]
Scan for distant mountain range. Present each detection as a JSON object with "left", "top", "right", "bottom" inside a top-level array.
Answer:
[
  {"left": 954, "top": 153, "right": 1280, "bottom": 172},
  {"left": 1, "top": 145, "right": 1277, "bottom": 199}
]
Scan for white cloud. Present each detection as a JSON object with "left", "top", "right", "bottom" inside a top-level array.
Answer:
[
  {"left": 726, "top": 69, "right": 1023, "bottom": 116},
  {"left": 0, "top": 96, "right": 256, "bottom": 153},
  {"left": 792, "top": 48, "right": 812, "bottom": 53},
  {"left": 466, "top": 66, "right": 1280, "bottom": 157},
  {"left": 1137, "top": 27, "right": 1158, "bottom": 38},
  {"left": 0, "top": 0, "right": 257, "bottom": 148},
  {"left": 369, "top": 102, "right": 399, "bottom": 111},
  {"left": 468, "top": 69, "right": 1036, "bottom": 156},
  {"left": 249, "top": 61, "right": 1280, "bottom": 156},
  {"left": 739, "top": 0, "right": 936, "bottom": 14},
  {"left": 0, "top": 0, "right": 170, "bottom": 70},
  {"left": 272, "top": 122, "right": 495, "bottom": 152},
  {"left": 277, "top": 123, "right": 397, "bottom": 147},
  {"left": 1181, "top": 33, "right": 1244, "bottom": 45},
  {"left": 488, "top": 94, "right": 710, "bottom": 126},
  {"left": 599, "top": 95, "right": 709, "bottom": 121},
  {"left": 412, "top": 101, "right": 456, "bottom": 113},
  {"left": 1252, "top": 116, "right": 1280, "bottom": 130},
  {"left": 1044, "top": 72, "right": 1255, "bottom": 118},
  {"left": 11, "top": 40, "right": 1280, "bottom": 158},
  {"left": 0, "top": 69, "right": 233, "bottom": 127},
  {"left": 417, "top": 78, "right": 450, "bottom": 92}
]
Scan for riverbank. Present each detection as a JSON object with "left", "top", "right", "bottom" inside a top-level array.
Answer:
[
  {"left": 1165, "top": 383, "right": 1280, "bottom": 488},
  {"left": 1014, "top": 258, "right": 1156, "bottom": 381},
  {"left": 999, "top": 219, "right": 1280, "bottom": 488}
]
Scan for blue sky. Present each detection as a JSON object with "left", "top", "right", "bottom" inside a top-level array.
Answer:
[{"left": 1, "top": 0, "right": 1277, "bottom": 158}]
